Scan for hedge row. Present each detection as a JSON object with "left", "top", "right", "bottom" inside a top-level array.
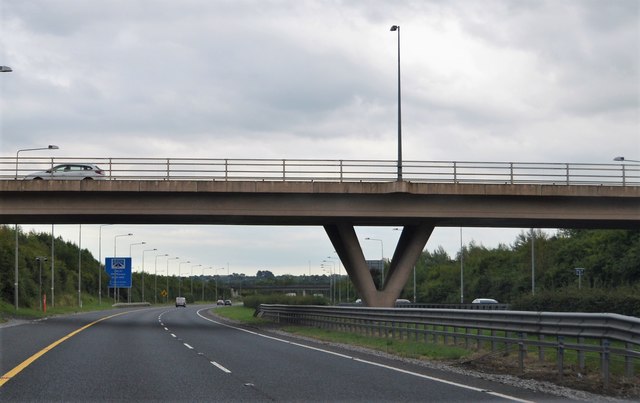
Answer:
[{"left": 510, "top": 288, "right": 640, "bottom": 317}]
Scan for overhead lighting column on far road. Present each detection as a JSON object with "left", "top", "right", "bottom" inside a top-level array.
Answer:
[
  {"left": 178, "top": 261, "right": 191, "bottom": 297},
  {"left": 128, "top": 242, "right": 146, "bottom": 303},
  {"left": 141, "top": 248, "right": 157, "bottom": 302},
  {"left": 113, "top": 233, "right": 133, "bottom": 303},
  {"left": 13, "top": 143, "right": 59, "bottom": 310},
  {"left": 365, "top": 237, "right": 385, "bottom": 289},
  {"left": 191, "top": 264, "right": 201, "bottom": 297},
  {"left": 154, "top": 254, "right": 168, "bottom": 304},
  {"left": 166, "top": 257, "right": 180, "bottom": 302},
  {"left": 390, "top": 25, "right": 402, "bottom": 181},
  {"left": 98, "top": 224, "right": 112, "bottom": 305}
]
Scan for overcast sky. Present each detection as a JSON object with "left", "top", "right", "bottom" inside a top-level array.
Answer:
[{"left": 1, "top": 1, "right": 638, "bottom": 277}]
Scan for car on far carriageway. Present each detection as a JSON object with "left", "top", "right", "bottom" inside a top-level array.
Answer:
[
  {"left": 216, "top": 299, "right": 225, "bottom": 305},
  {"left": 472, "top": 298, "right": 499, "bottom": 304},
  {"left": 24, "top": 163, "right": 106, "bottom": 180},
  {"left": 224, "top": 300, "right": 232, "bottom": 306},
  {"left": 175, "top": 297, "right": 186, "bottom": 307}
]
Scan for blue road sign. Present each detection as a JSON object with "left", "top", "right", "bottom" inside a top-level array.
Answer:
[{"left": 105, "top": 257, "right": 132, "bottom": 288}]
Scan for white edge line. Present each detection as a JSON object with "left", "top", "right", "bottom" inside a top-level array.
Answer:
[
  {"left": 196, "top": 308, "right": 534, "bottom": 403},
  {"left": 184, "top": 343, "right": 194, "bottom": 350},
  {"left": 171, "top": 333, "right": 176, "bottom": 338}
]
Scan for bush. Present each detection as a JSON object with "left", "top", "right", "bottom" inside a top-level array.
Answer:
[{"left": 511, "top": 287, "right": 640, "bottom": 317}]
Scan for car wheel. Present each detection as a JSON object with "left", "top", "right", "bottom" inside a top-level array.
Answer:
[
  {"left": 33, "top": 177, "right": 43, "bottom": 180},
  {"left": 82, "top": 177, "right": 94, "bottom": 180}
]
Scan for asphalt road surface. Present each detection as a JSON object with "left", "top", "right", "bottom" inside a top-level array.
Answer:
[{"left": 1, "top": 305, "right": 567, "bottom": 402}]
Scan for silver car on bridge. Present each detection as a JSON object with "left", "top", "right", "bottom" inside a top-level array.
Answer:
[{"left": 24, "top": 163, "right": 107, "bottom": 180}]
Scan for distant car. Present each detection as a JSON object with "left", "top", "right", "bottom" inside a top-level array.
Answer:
[
  {"left": 175, "top": 297, "right": 186, "bottom": 307},
  {"left": 24, "top": 163, "right": 106, "bottom": 180},
  {"left": 355, "top": 298, "right": 362, "bottom": 304},
  {"left": 224, "top": 300, "right": 232, "bottom": 306},
  {"left": 472, "top": 298, "right": 498, "bottom": 304},
  {"left": 395, "top": 299, "right": 411, "bottom": 305},
  {"left": 216, "top": 299, "right": 225, "bottom": 305}
]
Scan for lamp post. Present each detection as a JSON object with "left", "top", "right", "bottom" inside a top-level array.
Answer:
[
  {"left": 13, "top": 144, "right": 59, "bottom": 310},
  {"left": 113, "top": 233, "right": 133, "bottom": 302},
  {"left": 322, "top": 260, "right": 336, "bottom": 303},
  {"left": 613, "top": 156, "right": 640, "bottom": 163},
  {"left": 97, "top": 224, "right": 112, "bottom": 305},
  {"left": 128, "top": 242, "right": 146, "bottom": 303},
  {"left": 178, "top": 261, "right": 190, "bottom": 297},
  {"left": 36, "top": 257, "right": 47, "bottom": 310},
  {"left": 141, "top": 248, "right": 157, "bottom": 302},
  {"left": 166, "top": 257, "right": 179, "bottom": 302},
  {"left": 154, "top": 254, "right": 168, "bottom": 304},
  {"left": 390, "top": 25, "right": 402, "bottom": 181},
  {"left": 215, "top": 267, "right": 225, "bottom": 300},
  {"left": 321, "top": 266, "right": 333, "bottom": 304},
  {"left": 325, "top": 256, "right": 342, "bottom": 303},
  {"left": 190, "top": 264, "right": 201, "bottom": 297},
  {"left": 364, "top": 237, "right": 384, "bottom": 289}
]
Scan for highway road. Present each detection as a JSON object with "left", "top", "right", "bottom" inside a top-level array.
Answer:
[{"left": 0, "top": 305, "right": 565, "bottom": 402}]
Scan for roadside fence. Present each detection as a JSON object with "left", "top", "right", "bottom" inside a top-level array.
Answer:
[
  {"left": 256, "top": 304, "right": 640, "bottom": 384},
  {"left": 1, "top": 157, "right": 639, "bottom": 185}
]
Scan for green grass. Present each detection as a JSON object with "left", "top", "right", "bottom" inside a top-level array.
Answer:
[
  {"left": 210, "top": 306, "right": 470, "bottom": 360},
  {"left": 212, "top": 305, "right": 270, "bottom": 325}
]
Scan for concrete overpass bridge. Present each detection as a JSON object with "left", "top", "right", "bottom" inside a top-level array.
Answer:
[{"left": 1, "top": 157, "right": 639, "bottom": 307}]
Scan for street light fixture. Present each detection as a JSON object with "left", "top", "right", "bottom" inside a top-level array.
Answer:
[
  {"left": 154, "top": 254, "right": 168, "bottom": 304},
  {"left": 191, "top": 264, "right": 201, "bottom": 297},
  {"left": 13, "top": 144, "right": 59, "bottom": 310},
  {"left": 178, "top": 261, "right": 191, "bottom": 296},
  {"left": 166, "top": 257, "right": 180, "bottom": 302},
  {"left": 614, "top": 156, "right": 640, "bottom": 163},
  {"left": 390, "top": 24, "right": 402, "bottom": 181},
  {"left": 0, "top": 66, "right": 12, "bottom": 72},
  {"left": 36, "top": 257, "right": 47, "bottom": 310},
  {"left": 128, "top": 241, "right": 146, "bottom": 303},
  {"left": 141, "top": 248, "right": 157, "bottom": 302},
  {"left": 113, "top": 233, "right": 133, "bottom": 303},
  {"left": 364, "top": 237, "right": 385, "bottom": 289}
]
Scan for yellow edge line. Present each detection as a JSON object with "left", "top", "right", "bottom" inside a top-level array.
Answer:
[{"left": 0, "top": 310, "right": 132, "bottom": 388}]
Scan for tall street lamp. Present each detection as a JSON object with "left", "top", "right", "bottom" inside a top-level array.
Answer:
[
  {"left": 113, "top": 233, "right": 133, "bottom": 302},
  {"left": 129, "top": 242, "right": 146, "bottom": 303},
  {"left": 141, "top": 248, "right": 157, "bottom": 302},
  {"left": 97, "top": 224, "right": 112, "bottom": 305},
  {"left": 614, "top": 156, "right": 640, "bottom": 163},
  {"left": 390, "top": 25, "right": 402, "bottom": 181},
  {"left": 365, "top": 237, "right": 384, "bottom": 289},
  {"left": 178, "top": 261, "right": 190, "bottom": 297},
  {"left": 36, "top": 257, "right": 47, "bottom": 311},
  {"left": 167, "top": 257, "right": 180, "bottom": 301},
  {"left": 191, "top": 264, "right": 201, "bottom": 297},
  {"left": 154, "top": 254, "right": 168, "bottom": 304},
  {"left": 13, "top": 144, "right": 59, "bottom": 310}
]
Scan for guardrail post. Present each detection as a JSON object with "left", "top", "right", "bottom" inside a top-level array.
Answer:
[
  {"left": 601, "top": 339, "right": 610, "bottom": 387},
  {"left": 518, "top": 333, "right": 527, "bottom": 374},
  {"left": 224, "top": 159, "right": 228, "bottom": 180},
  {"left": 108, "top": 159, "right": 113, "bottom": 180},
  {"left": 557, "top": 336, "right": 565, "bottom": 381},
  {"left": 577, "top": 336, "right": 585, "bottom": 370},
  {"left": 625, "top": 342, "right": 634, "bottom": 378},
  {"left": 621, "top": 164, "right": 626, "bottom": 186},
  {"left": 538, "top": 334, "right": 545, "bottom": 362},
  {"left": 166, "top": 158, "right": 170, "bottom": 180},
  {"left": 282, "top": 159, "right": 286, "bottom": 181},
  {"left": 339, "top": 160, "right": 343, "bottom": 182},
  {"left": 565, "top": 163, "right": 570, "bottom": 185},
  {"left": 491, "top": 330, "right": 497, "bottom": 352}
]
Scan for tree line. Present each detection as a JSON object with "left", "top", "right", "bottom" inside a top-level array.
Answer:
[{"left": 1, "top": 225, "right": 638, "bottom": 315}]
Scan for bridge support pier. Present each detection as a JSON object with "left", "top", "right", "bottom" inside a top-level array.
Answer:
[{"left": 324, "top": 223, "right": 434, "bottom": 307}]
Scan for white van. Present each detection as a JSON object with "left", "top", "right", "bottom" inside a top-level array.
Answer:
[{"left": 175, "top": 297, "right": 186, "bottom": 307}]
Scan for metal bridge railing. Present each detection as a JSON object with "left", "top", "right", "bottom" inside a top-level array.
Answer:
[
  {"left": 0, "top": 157, "right": 638, "bottom": 185},
  {"left": 256, "top": 304, "right": 640, "bottom": 384}
]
